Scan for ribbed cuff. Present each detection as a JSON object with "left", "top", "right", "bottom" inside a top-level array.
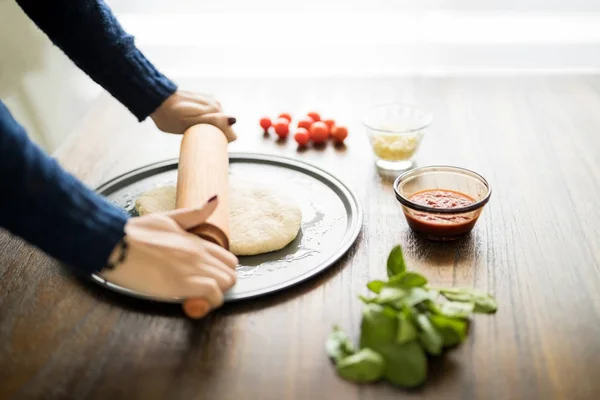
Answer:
[{"left": 70, "top": 212, "right": 128, "bottom": 277}]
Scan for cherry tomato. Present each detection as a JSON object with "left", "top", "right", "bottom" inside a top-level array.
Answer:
[
  {"left": 323, "top": 119, "right": 336, "bottom": 130},
  {"left": 273, "top": 118, "right": 290, "bottom": 138},
  {"left": 259, "top": 117, "right": 272, "bottom": 131},
  {"left": 310, "top": 121, "right": 329, "bottom": 143},
  {"left": 297, "top": 117, "right": 314, "bottom": 131},
  {"left": 331, "top": 126, "right": 348, "bottom": 143},
  {"left": 278, "top": 113, "right": 292, "bottom": 122},
  {"left": 307, "top": 112, "right": 321, "bottom": 122},
  {"left": 294, "top": 128, "right": 310, "bottom": 146}
]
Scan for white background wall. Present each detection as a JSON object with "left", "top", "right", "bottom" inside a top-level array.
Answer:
[{"left": 1, "top": 0, "right": 600, "bottom": 152}]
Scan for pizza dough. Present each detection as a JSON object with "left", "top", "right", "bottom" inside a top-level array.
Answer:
[{"left": 135, "top": 183, "right": 302, "bottom": 256}]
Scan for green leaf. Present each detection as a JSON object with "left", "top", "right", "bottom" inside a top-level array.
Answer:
[
  {"left": 360, "top": 303, "right": 427, "bottom": 388},
  {"left": 336, "top": 348, "right": 385, "bottom": 383},
  {"left": 396, "top": 310, "right": 418, "bottom": 344},
  {"left": 359, "top": 295, "right": 378, "bottom": 305},
  {"left": 326, "top": 326, "right": 356, "bottom": 362},
  {"left": 416, "top": 314, "right": 443, "bottom": 355},
  {"left": 376, "top": 287, "right": 407, "bottom": 305},
  {"left": 387, "top": 245, "right": 407, "bottom": 278},
  {"left": 367, "top": 280, "right": 386, "bottom": 294},
  {"left": 388, "top": 271, "right": 428, "bottom": 288},
  {"left": 378, "top": 341, "right": 428, "bottom": 388},
  {"left": 360, "top": 304, "right": 397, "bottom": 347},
  {"left": 471, "top": 292, "right": 498, "bottom": 314},
  {"left": 439, "top": 288, "right": 498, "bottom": 314},
  {"left": 402, "top": 287, "right": 433, "bottom": 307},
  {"left": 440, "top": 301, "right": 475, "bottom": 318},
  {"left": 439, "top": 289, "right": 472, "bottom": 302},
  {"left": 429, "top": 314, "right": 469, "bottom": 347},
  {"left": 381, "top": 305, "right": 399, "bottom": 319}
]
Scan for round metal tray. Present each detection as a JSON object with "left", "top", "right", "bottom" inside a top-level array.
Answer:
[{"left": 91, "top": 153, "right": 362, "bottom": 302}]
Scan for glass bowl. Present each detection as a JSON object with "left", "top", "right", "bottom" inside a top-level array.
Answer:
[
  {"left": 362, "top": 103, "right": 433, "bottom": 176},
  {"left": 393, "top": 166, "right": 491, "bottom": 241}
]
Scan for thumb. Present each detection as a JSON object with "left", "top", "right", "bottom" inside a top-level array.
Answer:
[
  {"left": 163, "top": 195, "right": 219, "bottom": 230},
  {"left": 192, "top": 112, "right": 238, "bottom": 142}
]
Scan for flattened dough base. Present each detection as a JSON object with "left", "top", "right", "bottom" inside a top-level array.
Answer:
[{"left": 135, "top": 183, "right": 302, "bottom": 256}]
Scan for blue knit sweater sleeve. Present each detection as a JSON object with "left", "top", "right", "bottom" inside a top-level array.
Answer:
[
  {"left": 0, "top": 102, "right": 128, "bottom": 276},
  {"left": 15, "top": 0, "right": 177, "bottom": 121},
  {"left": 1, "top": 0, "right": 177, "bottom": 275}
]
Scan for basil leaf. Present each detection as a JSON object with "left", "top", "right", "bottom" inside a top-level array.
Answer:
[
  {"left": 429, "top": 314, "right": 469, "bottom": 347},
  {"left": 439, "top": 288, "right": 498, "bottom": 314},
  {"left": 396, "top": 310, "right": 418, "bottom": 344},
  {"left": 471, "top": 292, "right": 498, "bottom": 314},
  {"left": 326, "top": 326, "right": 356, "bottom": 362},
  {"left": 382, "top": 305, "right": 398, "bottom": 319},
  {"left": 387, "top": 245, "right": 407, "bottom": 278},
  {"left": 376, "top": 287, "right": 407, "bottom": 305},
  {"left": 439, "top": 289, "right": 472, "bottom": 302},
  {"left": 378, "top": 341, "right": 428, "bottom": 388},
  {"left": 388, "top": 271, "right": 428, "bottom": 288},
  {"left": 336, "top": 348, "right": 385, "bottom": 383},
  {"left": 440, "top": 301, "right": 475, "bottom": 318},
  {"left": 402, "top": 287, "right": 433, "bottom": 307},
  {"left": 360, "top": 303, "right": 427, "bottom": 387},
  {"left": 360, "top": 304, "right": 397, "bottom": 347},
  {"left": 416, "top": 314, "right": 443, "bottom": 355},
  {"left": 358, "top": 294, "right": 374, "bottom": 304},
  {"left": 367, "top": 280, "right": 386, "bottom": 294}
]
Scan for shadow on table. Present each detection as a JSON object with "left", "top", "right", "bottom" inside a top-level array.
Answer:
[{"left": 406, "top": 228, "right": 479, "bottom": 264}]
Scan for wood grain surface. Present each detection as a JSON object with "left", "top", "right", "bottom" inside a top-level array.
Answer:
[{"left": 1, "top": 76, "right": 600, "bottom": 400}]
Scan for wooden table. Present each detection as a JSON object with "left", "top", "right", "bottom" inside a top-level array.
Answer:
[{"left": 1, "top": 77, "right": 600, "bottom": 400}]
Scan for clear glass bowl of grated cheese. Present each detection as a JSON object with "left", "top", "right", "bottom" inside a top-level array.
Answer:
[{"left": 362, "top": 103, "right": 433, "bottom": 176}]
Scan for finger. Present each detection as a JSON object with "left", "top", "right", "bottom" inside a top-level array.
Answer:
[
  {"left": 179, "top": 91, "right": 222, "bottom": 111},
  {"left": 193, "top": 113, "right": 238, "bottom": 142},
  {"left": 162, "top": 196, "right": 219, "bottom": 230},
  {"left": 205, "top": 241, "right": 239, "bottom": 269},
  {"left": 193, "top": 258, "right": 236, "bottom": 290},
  {"left": 203, "top": 252, "right": 237, "bottom": 280},
  {"left": 181, "top": 276, "right": 224, "bottom": 308},
  {"left": 176, "top": 101, "right": 221, "bottom": 119}
]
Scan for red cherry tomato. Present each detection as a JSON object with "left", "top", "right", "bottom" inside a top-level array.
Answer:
[
  {"left": 294, "top": 128, "right": 310, "bottom": 146},
  {"left": 274, "top": 118, "right": 290, "bottom": 138},
  {"left": 323, "top": 119, "right": 336, "bottom": 130},
  {"left": 260, "top": 117, "right": 272, "bottom": 131},
  {"left": 297, "top": 117, "right": 314, "bottom": 131},
  {"left": 307, "top": 112, "right": 321, "bottom": 122},
  {"left": 310, "top": 121, "right": 329, "bottom": 143},
  {"left": 278, "top": 113, "right": 292, "bottom": 122},
  {"left": 331, "top": 125, "right": 348, "bottom": 143}
]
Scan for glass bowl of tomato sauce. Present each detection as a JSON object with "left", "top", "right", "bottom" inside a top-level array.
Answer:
[{"left": 393, "top": 166, "right": 491, "bottom": 241}]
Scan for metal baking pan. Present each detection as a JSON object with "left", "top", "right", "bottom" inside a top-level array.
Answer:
[{"left": 91, "top": 153, "right": 362, "bottom": 302}]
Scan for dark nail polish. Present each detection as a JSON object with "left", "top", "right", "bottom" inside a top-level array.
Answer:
[
  {"left": 208, "top": 195, "right": 218, "bottom": 202},
  {"left": 228, "top": 117, "right": 237, "bottom": 126}
]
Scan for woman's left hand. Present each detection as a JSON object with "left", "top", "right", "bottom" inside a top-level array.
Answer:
[{"left": 151, "top": 90, "right": 237, "bottom": 142}]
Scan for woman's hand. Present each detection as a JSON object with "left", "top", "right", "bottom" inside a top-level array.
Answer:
[
  {"left": 101, "top": 197, "right": 237, "bottom": 310},
  {"left": 151, "top": 90, "right": 237, "bottom": 142}
]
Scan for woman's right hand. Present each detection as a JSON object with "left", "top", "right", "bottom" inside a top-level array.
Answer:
[{"left": 101, "top": 197, "right": 237, "bottom": 310}]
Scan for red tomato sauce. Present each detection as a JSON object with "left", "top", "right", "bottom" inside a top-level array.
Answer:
[
  {"left": 403, "top": 189, "right": 479, "bottom": 240},
  {"left": 409, "top": 189, "right": 475, "bottom": 209}
]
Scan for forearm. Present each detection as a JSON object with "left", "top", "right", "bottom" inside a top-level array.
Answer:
[
  {"left": 14, "top": 0, "right": 176, "bottom": 121},
  {"left": 0, "top": 102, "right": 127, "bottom": 276}
]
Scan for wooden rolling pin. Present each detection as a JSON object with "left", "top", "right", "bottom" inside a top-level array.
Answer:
[{"left": 176, "top": 123, "right": 230, "bottom": 319}]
